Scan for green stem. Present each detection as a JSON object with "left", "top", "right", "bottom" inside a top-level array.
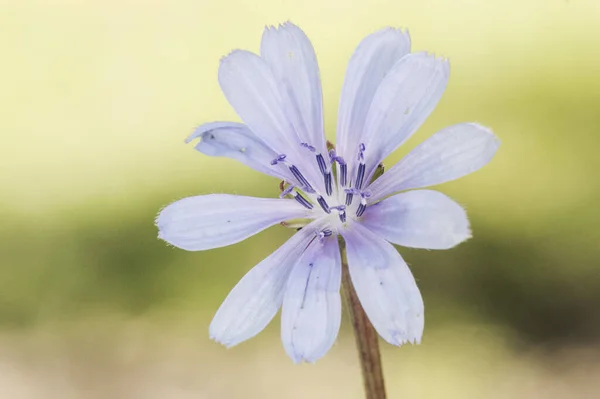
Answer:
[{"left": 340, "top": 240, "right": 387, "bottom": 399}]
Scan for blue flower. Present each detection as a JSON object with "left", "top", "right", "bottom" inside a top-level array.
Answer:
[{"left": 156, "top": 22, "right": 499, "bottom": 363}]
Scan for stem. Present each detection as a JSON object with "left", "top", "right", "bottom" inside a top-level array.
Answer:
[{"left": 340, "top": 240, "right": 387, "bottom": 399}]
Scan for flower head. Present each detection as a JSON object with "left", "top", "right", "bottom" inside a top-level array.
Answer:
[{"left": 156, "top": 22, "right": 499, "bottom": 363}]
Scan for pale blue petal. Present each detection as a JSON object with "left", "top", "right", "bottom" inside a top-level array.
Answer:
[
  {"left": 219, "top": 50, "right": 324, "bottom": 193},
  {"left": 218, "top": 50, "right": 300, "bottom": 157},
  {"left": 342, "top": 222, "right": 424, "bottom": 346},
  {"left": 281, "top": 235, "right": 341, "bottom": 363},
  {"left": 336, "top": 28, "right": 411, "bottom": 166},
  {"left": 209, "top": 222, "right": 319, "bottom": 347},
  {"left": 368, "top": 123, "right": 500, "bottom": 200},
  {"left": 361, "top": 190, "right": 470, "bottom": 250},
  {"left": 361, "top": 53, "right": 449, "bottom": 181},
  {"left": 187, "top": 122, "right": 293, "bottom": 181},
  {"left": 156, "top": 194, "right": 311, "bottom": 251},
  {"left": 261, "top": 22, "right": 327, "bottom": 157}
]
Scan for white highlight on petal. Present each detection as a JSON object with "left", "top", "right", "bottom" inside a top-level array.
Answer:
[
  {"left": 157, "top": 194, "right": 310, "bottom": 251},
  {"left": 336, "top": 28, "right": 411, "bottom": 165},
  {"left": 281, "top": 235, "right": 342, "bottom": 363},
  {"left": 369, "top": 123, "right": 500, "bottom": 200},
  {"left": 261, "top": 22, "right": 327, "bottom": 156},
  {"left": 210, "top": 224, "right": 318, "bottom": 347},
  {"left": 342, "top": 222, "right": 424, "bottom": 346},
  {"left": 187, "top": 121, "right": 292, "bottom": 181},
  {"left": 361, "top": 52, "right": 450, "bottom": 180},
  {"left": 361, "top": 190, "right": 471, "bottom": 250}
]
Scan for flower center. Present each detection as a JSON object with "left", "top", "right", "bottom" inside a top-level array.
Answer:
[{"left": 274, "top": 141, "right": 372, "bottom": 227}]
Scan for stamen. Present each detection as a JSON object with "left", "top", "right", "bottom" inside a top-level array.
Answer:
[
  {"left": 270, "top": 154, "right": 287, "bottom": 165},
  {"left": 279, "top": 184, "right": 295, "bottom": 198},
  {"left": 356, "top": 202, "right": 367, "bottom": 217},
  {"left": 301, "top": 142, "right": 316, "bottom": 152},
  {"left": 332, "top": 205, "right": 346, "bottom": 223},
  {"left": 356, "top": 192, "right": 370, "bottom": 217},
  {"left": 355, "top": 163, "right": 366, "bottom": 189},
  {"left": 345, "top": 192, "right": 354, "bottom": 206},
  {"left": 289, "top": 165, "right": 314, "bottom": 193},
  {"left": 339, "top": 209, "right": 347, "bottom": 223},
  {"left": 329, "top": 150, "right": 348, "bottom": 187},
  {"left": 293, "top": 192, "right": 313, "bottom": 209},
  {"left": 316, "top": 229, "right": 333, "bottom": 243},
  {"left": 316, "top": 154, "right": 327, "bottom": 175},
  {"left": 339, "top": 162, "right": 347, "bottom": 187},
  {"left": 324, "top": 172, "right": 333, "bottom": 196},
  {"left": 316, "top": 196, "right": 331, "bottom": 214},
  {"left": 358, "top": 143, "right": 366, "bottom": 161}
]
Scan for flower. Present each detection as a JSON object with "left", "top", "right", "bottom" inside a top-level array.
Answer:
[{"left": 156, "top": 22, "right": 499, "bottom": 363}]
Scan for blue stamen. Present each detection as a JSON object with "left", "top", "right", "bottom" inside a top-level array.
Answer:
[
  {"left": 316, "top": 154, "right": 327, "bottom": 175},
  {"left": 345, "top": 192, "right": 354, "bottom": 206},
  {"left": 324, "top": 172, "right": 333, "bottom": 196},
  {"left": 289, "top": 165, "right": 314, "bottom": 193},
  {"left": 293, "top": 192, "right": 313, "bottom": 209},
  {"left": 301, "top": 142, "right": 316, "bottom": 152},
  {"left": 271, "top": 154, "right": 287, "bottom": 165},
  {"left": 316, "top": 229, "right": 333, "bottom": 243},
  {"left": 279, "top": 184, "right": 295, "bottom": 198},
  {"left": 340, "top": 162, "right": 347, "bottom": 187},
  {"left": 338, "top": 209, "right": 347, "bottom": 223},
  {"left": 356, "top": 203, "right": 366, "bottom": 217},
  {"left": 355, "top": 163, "right": 366, "bottom": 189},
  {"left": 317, "top": 196, "right": 331, "bottom": 214}
]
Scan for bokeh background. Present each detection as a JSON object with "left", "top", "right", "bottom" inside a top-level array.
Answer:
[{"left": 2, "top": 0, "right": 600, "bottom": 398}]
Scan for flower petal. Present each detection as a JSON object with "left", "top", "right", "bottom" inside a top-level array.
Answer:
[
  {"left": 219, "top": 50, "right": 324, "bottom": 193},
  {"left": 341, "top": 222, "right": 424, "bottom": 346},
  {"left": 361, "top": 190, "right": 470, "bottom": 250},
  {"left": 157, "top": 194, "right": 310, "bottom": 251},
  {"left": 361, "top": 52, "right": 449, "bottom": 181},
  {"left": 218, "top": 50, "right": 300, "bottom": 157},
  {"left": 281, "top": 235, "right": 342, "bottom": 363},
  {"left": 261, "top": 22, "right": 327, "bottom": 156},
  {"left": 336, "top": 28, "right": 411, "bottom": 165},
  {"left": 210, "top": 223, "right": 318, "bottom": 347},
  {"left": 187, "top": 121, "right": 294, "bottom": 181},
  {"left": 368, "top": 123, "right": 500, "bottom": 200}
]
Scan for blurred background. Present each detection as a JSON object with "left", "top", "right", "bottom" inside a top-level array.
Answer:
[{"left": 2, "top": 0, "right": 600, "bottom": 398}]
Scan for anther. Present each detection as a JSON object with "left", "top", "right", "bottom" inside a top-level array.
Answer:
[
  {"left": 301, "top": 142, "right": 316, "bottom": 152},
  {"left": 331, "top": 205, "right": 346, "bottom": 223},
  {"left": 356, "top": 192, "right": 370, "bottom": 217},
  {"left": 289, "top": 165, "right": 314, "bottom": 193},
  {"left": 324, "top": 172, "right": 333, "bottom": 196},
  {"left": 270, "top": 154, "right": 287, "bottom": 165},
  {"left": 316, "top": 196, "right": 331, "bottom": 214},
  {"left": 345, "top": 192, "right": 354, "bottom": 206},
  {"left": 279, "top": 184, "right": 295, "bottom": 198},
  {"left": 316, "top": 154, "right": 327, "bottom": 175},
  {"left": 293, "top": 192, "right": 313, "bottom": 209},
  {"left": 355, "top": 163, "right": 366, "bottom": 189},
  {"left": 316, "top": 229, "right": 333, "bottom": 243}
]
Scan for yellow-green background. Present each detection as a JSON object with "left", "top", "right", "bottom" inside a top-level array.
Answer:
[{"left": 2, "top": 0, "right": 599, "bottom": 398}]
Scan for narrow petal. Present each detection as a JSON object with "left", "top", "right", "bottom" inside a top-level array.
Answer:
[
  {"left": 219, "top": 50, "right": 324, "bottom": 194},
  {"left": 336, "top": 28, "right": 411, "bottom": 164},
  {"left": 261, "top": 22, "right": 326, "bottom": 156},
  {"left": 210, "top": 223, "right": 318, "bottom": 347},
  {"left": 218, "top": 50, "right": 300, "bottom": 157},
  {"left": 341, "top": 222, "right": 424, "bottom": 345},
  {"left": 187, "top": 122, "right": 293, "bottom": 181},
  {"left": 368, "top": 123, "right": 500, "bottom": 200},
  {"left": 361, "top": 52, "right": 449, "bottom": 181},
  {"left": 281, "top": 235, "right": 342, "bottom": 363},
  {"left": 157, "top": 194, "right": 310, "bottom": 251},
  {"left": 361, "top": 190, "right": 470, "bottom": 250}
]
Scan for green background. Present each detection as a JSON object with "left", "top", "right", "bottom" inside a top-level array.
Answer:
[{"left": 2, "top": 0, "right": 599, "bottom": 397}]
